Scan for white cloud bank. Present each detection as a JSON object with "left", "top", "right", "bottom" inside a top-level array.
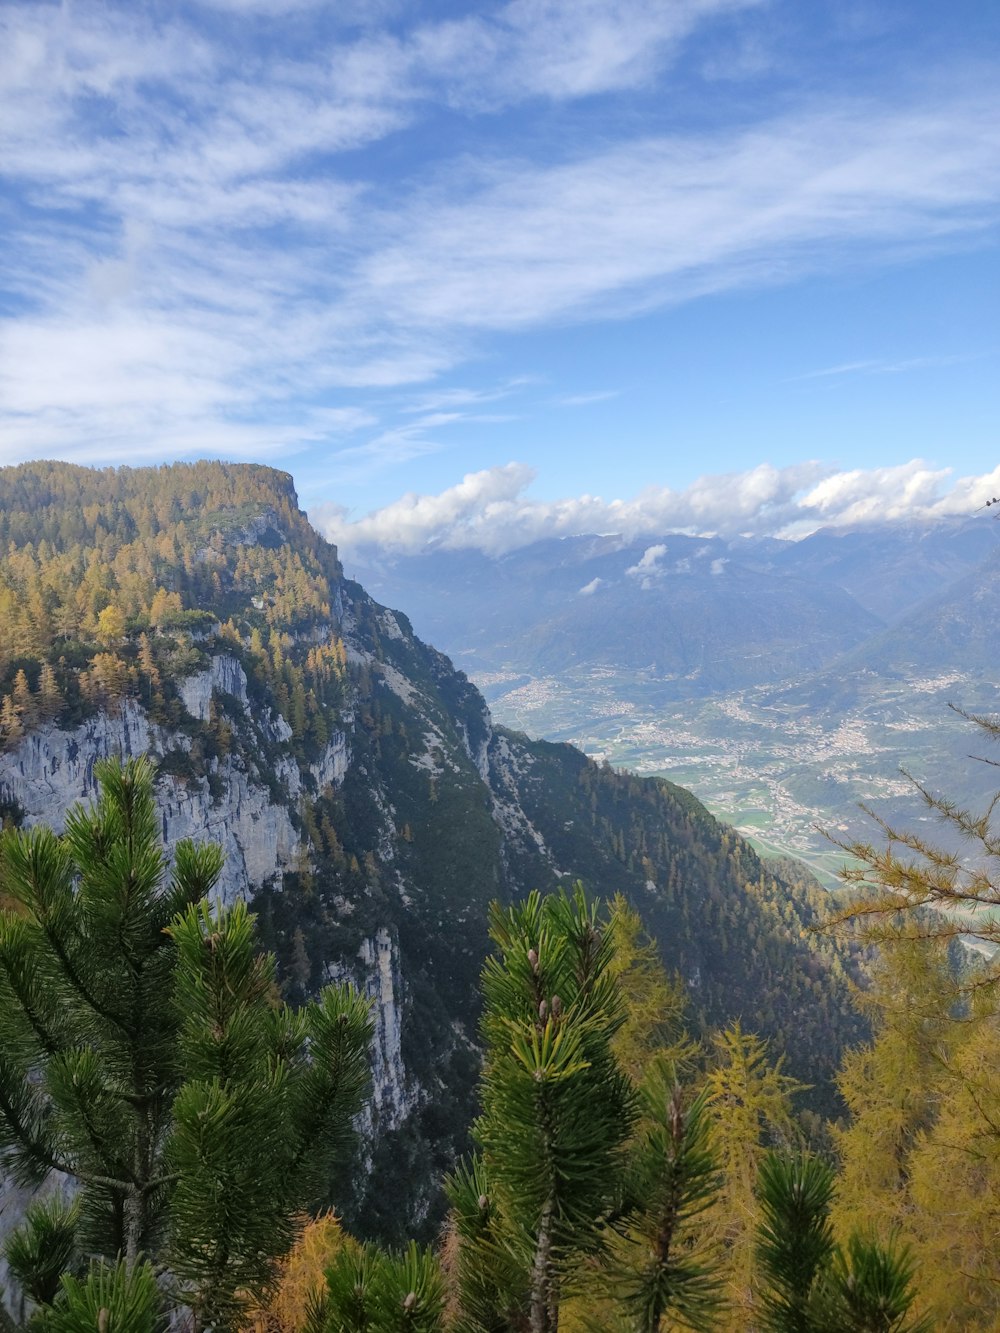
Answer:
[{"left": 315, "top": 459, "right": 1000, "bottom": 556}]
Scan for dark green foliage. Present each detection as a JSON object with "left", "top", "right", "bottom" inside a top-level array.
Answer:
[
  {"left": 480, "top": 890, "right": 634, "bottom": 1254},
  {"left": 446, "top": 1155, "right": 528, "bottom": 1333},
  {"left": 0, "top": 756, "right": 222, "bottom": 1256},
  {"left": 42, "top": 1259, "right": 162, "bottom": 1333},
  {"left": 608, "top": 1060, "right": 723, "bottom": 1332},
  {"left": 445, "top": 890, "right": 773, "bottom": 1333},
  {"left": 755, "top": 1154, "right": 836, "bottom": 1332},
  {"left": 447, "top": 888, "right": 636, "bottom": 1333},
  {"left": 166, "top": 901, "right": 373, "bottom": 1327},
  {"left": 310, "top": 1242, "right": 446, "bottom": 1333},
  {"left": 309, "top": 1245, "right": 382, "bottom": 1332},
  {"left": 3, "top": 1198, "right": 80, "bottom": 1312},
  {"left": 812, "top": 1236, "right": 931, "bottom": 1333},
  {"left": 754, "top": 1152, "right": 930, "bottom": 1333},
  {"left": 0, "top": 757, "right": 373, "bottom": 1330}
]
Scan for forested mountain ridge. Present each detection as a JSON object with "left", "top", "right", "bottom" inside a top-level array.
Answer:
[{"left": 0, "top": 460, "right": 862, "bottom": 1237}]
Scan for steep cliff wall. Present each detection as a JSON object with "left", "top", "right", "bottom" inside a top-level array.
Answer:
[{"left": 0, "top": 649, "right": 413, "bottom": 1126}]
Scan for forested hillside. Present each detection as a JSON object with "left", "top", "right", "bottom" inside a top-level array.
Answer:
[
  {"left": 0, "top": 460, "right": 345, "bottom": 755},
  {"left": 0, "top": 460, "right": 862, "bottom": 1238}
]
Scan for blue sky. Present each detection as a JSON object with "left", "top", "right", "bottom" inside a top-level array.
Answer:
[{"left": 1, "top": 0, "right": 999, "bottom": 552}]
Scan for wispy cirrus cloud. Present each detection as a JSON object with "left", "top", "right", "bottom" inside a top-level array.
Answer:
[
  {"left": 555, "top": 390, "right": 621, "bottom": 407},
  {"left": 357, "top": 93, "right": 1000, "bottom": 335},
  {"left": 316, "top": 460, "right": 1000, "bottom": 556},
  {"left": 400, "top": 379, "right": 535, "bottom": 415},
  {"left": 1, "top": 0, "right": 999, "bottom": 475},
  {"left": 791, "top": 352, "right": 989, "bottom": 381}
]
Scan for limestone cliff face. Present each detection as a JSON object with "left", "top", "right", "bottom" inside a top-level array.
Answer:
[
  {"left": 0, "top": 658, "right": 295, "bottom": 907},
  {"left": 0, "top": 648, "right": 413, "bottom": 1120},
  {"left": 325, "top": 927, "right": 415, "bottom": 1133},
  {"left": 0, "top": 652, "right": 361, "bottom": 908}
]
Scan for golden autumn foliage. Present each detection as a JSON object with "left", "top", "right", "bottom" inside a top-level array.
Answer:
[
  {"left": 906, "top": 1014, "right": 1000, "bottom": 1328},
  {"left": 702, "top": 1025, "right": 804, "bottom": 1327},
  {"left": 825, "top": 709, "right": 1000, "bottom": 1328},
  {"left": 0, "top": 460, "right": 350, "bottom": 754},
  {"left": 245, "top": 1213, "right": 352, "bottom": 1332},
  {"left": 606, "top": 893, "right": 693, "bottom": 1082}
]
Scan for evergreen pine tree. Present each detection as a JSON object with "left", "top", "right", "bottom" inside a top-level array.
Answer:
[
  {"left": 447, "top": 887, "right": 635, "bottom": 1333},
  {"left": 0, "top": 757, "right": 373, "bottom": 1329},
  {"left": 309, "top": 1241, "right": 446, "bottom": 1333},
  {"left": 754, "top": 1152, "right": 930, "bottom": 1333},
  {"left": 604, "top": 1061, "right": 723, "bottom": 1333}
]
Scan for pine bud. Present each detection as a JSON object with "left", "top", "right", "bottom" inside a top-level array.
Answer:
[
  {"left": 98, "top": 1310, "right": 109, "bottom": 1333},
  {"left": 478, "top": 1194, "right": 489, "bottom": 1210},
  {"left": 403, "top": 1292, "right": 417, "bottom": 1311},
  {"left": 538, "top": 999, "right": 548, "bottom": 1022},
  {"left": 551, "top": 994, "right": 562, "bottom": 1017},
  {"left": 527, "top": 948, "right": 539, "bottom": 971}
]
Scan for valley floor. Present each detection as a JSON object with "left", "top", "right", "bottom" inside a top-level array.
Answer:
[{"left": 480, "top": 665, "right": 999, "bottom": 890}]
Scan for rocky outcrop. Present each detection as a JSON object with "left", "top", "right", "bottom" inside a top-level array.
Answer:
[
  {"left": 325, "top": 927, "right": 415, "bottom": 1135},
  {"left": 0, "top": 674, "right": 304, "bottom": 909},
  {"left": 0, "top": 699, "right": 153, "bottom": 816},
  {"left": 152, "top": 754, "right": 300, "bottom": 905},
  {"left": 361, "top": 928, "right": 412, "bottom": 1129},
  {"left": 178, "top": 652, "right": 252, "bottom": 721}
]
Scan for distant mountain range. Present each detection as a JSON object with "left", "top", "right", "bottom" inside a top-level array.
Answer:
[{"left": 347, "top": 519, "right": 999, "bottom": 690}]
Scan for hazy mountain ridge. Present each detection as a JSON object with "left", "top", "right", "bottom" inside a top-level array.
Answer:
[
  {"left": 745, "top": 519, "right": 1000, "bottom": 622},
  {"left": 347, "top": 517, "right": 998, "bottom": 686},
  {"left": 350, "top": 532, "right": 887, "bottom": 692},
  {"left": 0, "top": 460, "right": 862, "bottom": 1238}
]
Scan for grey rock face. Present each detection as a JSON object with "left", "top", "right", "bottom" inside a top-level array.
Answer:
[
  {"left": 0, "top": 652, "right": 417, "bottom": 1188},
  {"left": 0, "top": 700, "right": 153, "bottom": 815},
  {"left": 0, "top": 682, "right": 302, "bottom": 910}
]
